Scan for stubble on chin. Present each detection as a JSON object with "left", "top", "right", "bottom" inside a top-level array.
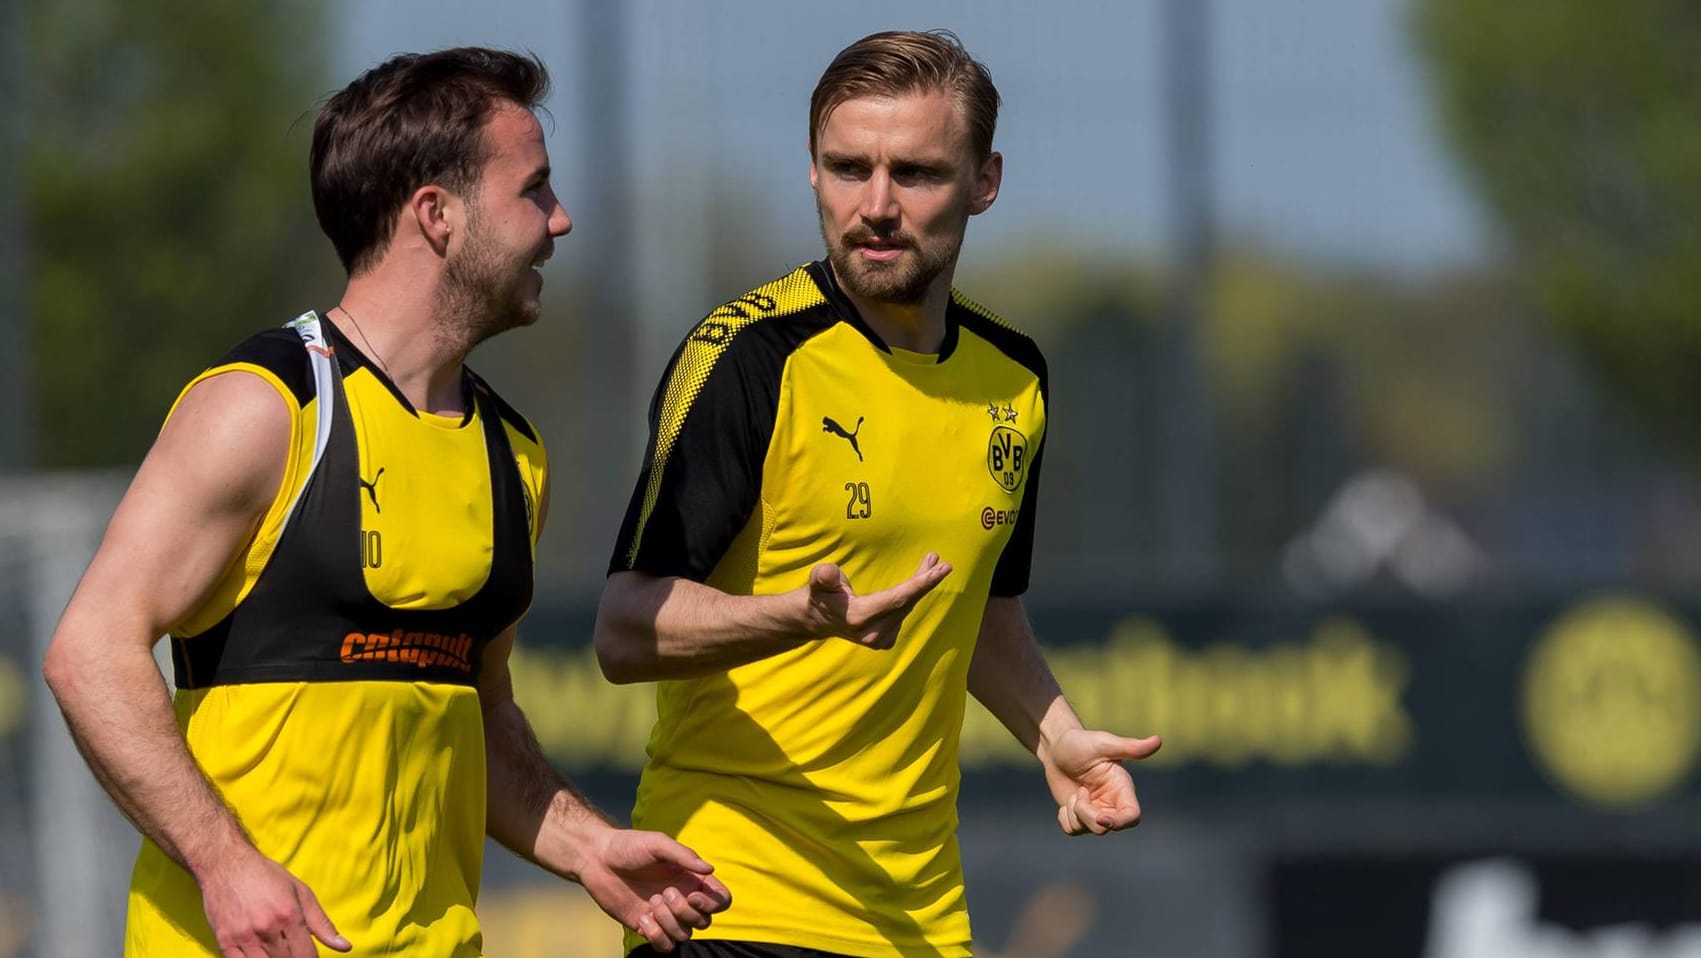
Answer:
[
  {"left": 437, "top": 259, "right": 539, "bottom": 351},
  {"left": 829, "top": 238, "right": 961, "bottom": 306},
  {"left": 438, "top": 290, "right": 537, "bottom": 352},
  {"left": 818, "top": 206, "right": 961, "bottom": 306},
  {"left": 835, "top": 254, "right": 923, "bottom": 305}
]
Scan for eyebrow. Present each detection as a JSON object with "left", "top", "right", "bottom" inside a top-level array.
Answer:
[{"left": 819, "top": 148, "right": 953, "bottom": 170}]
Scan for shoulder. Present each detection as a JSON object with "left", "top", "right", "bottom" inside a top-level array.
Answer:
[
  {"left": 164, "top": 321, "right": 318, "bottom": 439},
  {"left": 206, "top": 326, "right": 318, "bottom": 408},
  {"left": 173, "top": 363, "right": 297, "bottom": 431},
  {"left": 676, "top": 265, "right": 841, "bottom": 367},
  {"left": 950, "top": 290, "right": 1048, "bottom": 385},
  {"left": 176, "top": 324, "right": 307, "bottom": 443},
  {"left": 160, "top": 361, "right": 296, "bottom": 507}
]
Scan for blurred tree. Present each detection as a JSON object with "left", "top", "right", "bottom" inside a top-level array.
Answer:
[
  {"left": 26, "top": 0, "right": 337, "bottom": 466},
  {"left": 961, "top": 244, "right": 1532, "bottom": 588},
  {"left": 1417, "top": 0, "right": 1701, "bottom": 463},
  {"left": 1206, "top": 250, "right": 1525, "bottom": 574}
]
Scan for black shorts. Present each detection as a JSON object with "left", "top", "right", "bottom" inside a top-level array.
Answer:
[{"left": 627, "top": 943, "right": 855, "bottom": 958}]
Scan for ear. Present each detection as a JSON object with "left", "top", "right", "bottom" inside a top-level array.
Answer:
[
  {"left": 407, "top": 184, "right": 458, "bottom": 256},
  {"left": 968, "top": 151, "right": 1002, "bottom": 216},
  {"left": 808, "top": 142, "right": 820, "bottom": 194}
]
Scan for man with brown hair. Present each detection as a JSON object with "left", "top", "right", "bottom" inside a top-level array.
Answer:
[
  {"left": 42, "top": 47, "right": 728, "bottom": 957},
  {"left": 596, "top": 30, "right": 1160, "bottom": 958}
]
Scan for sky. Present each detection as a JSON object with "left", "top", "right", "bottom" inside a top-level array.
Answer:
[{"left": 340, "top": 0, "right": 1493, "bottom": 278}]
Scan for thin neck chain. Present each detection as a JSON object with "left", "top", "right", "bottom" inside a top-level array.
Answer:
[{"left": 337, "top": 305, "right": 391, "bottom": 379}]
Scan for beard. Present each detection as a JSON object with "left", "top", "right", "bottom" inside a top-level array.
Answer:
[
  {"left": 436, "top": 209, "right": 540, "bottom": 348},
  {"left": 818, "top": 201, "right": 962, "bottom": 307}
]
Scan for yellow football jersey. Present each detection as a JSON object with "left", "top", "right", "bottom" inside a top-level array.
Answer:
[
  {"left": 124, "top": 313, "right": 544, "bottom": 957},
  {"left": 611, "top": 263, "right": 1047, "bottom": 957}
]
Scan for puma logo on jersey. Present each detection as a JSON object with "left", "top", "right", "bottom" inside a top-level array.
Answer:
[
  {"left": 822, "top": 416, "right": 864, "bottom": 462},
  {"left": 358, "top": 467, "right": 385, "bottom": 513}
]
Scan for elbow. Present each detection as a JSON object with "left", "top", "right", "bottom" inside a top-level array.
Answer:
[
  {"left": 591, "top": 610, "right": 649, "bottom": 685},
  {"left": 593, "top": 633, "right": 638, "bottom": 684},
  {"left": 40, "top": 637, "right": 81, "bottom": 706},
  {"left": 595, "top": 572, "right": 673, "bottom": 684}
]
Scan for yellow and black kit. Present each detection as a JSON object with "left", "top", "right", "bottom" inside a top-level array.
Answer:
[
  {"left": 610, "top": 262, "right": 1048, "bottom": 957},
  {"left": 124, "top": 313, "right": 545, "bottom": 957}
]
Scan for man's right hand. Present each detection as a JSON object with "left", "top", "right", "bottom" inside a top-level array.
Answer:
[
  {"left": 803, "top": 552, "right": 953, "bottom": 650},
  {"left": 200, "top": 849, "right": 350, "bottom": 958}
]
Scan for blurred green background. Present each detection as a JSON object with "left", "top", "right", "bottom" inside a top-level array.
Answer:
[{"left": 4, "top": 1, "right": 1700, "bottom": 956}]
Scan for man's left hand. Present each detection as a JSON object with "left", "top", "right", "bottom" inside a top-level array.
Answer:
[{"left": 1042, "top": 729, "right": 1163, "bottom": 836}]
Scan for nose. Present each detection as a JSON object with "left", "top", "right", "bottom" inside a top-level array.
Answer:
[
  {"left": 859, "top": 170, "right": 898, "bottom": 225},
  {"left": 540, "top": 183, "right": 571, "bottom": 237}
]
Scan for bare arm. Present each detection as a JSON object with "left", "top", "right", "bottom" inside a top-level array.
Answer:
[
  {"left": 480, "top": 627, "right": 731, "bottom": 952},
  {"left": 591, "top": 573, "right": 821, "bottom": 682},
  {"left": 480, "top": 469, "right": 609, "bottom": 876},
  {"left": 40, "top": 370, "right": 347, "bottom": 954},
  {"left": 593, "top": 554, "right": 953, "bottom": 684},
  {"left": 968, "top": 596, "right": 1069, "bottom": 756},
  {"left": 479, "top": 626, "right": 610, "bottom": 861},
  {"left": 969, "top": 596, "right": 1162, "bottom": 836}
]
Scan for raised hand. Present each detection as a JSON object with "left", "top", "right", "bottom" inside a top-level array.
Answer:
[
  {"left": 803, "top": 552, "right": 952, "bottom": 650},
  {"left": 1042, "top": 729, "right": 1163, "bottom": 836},
  {"left": 199, "top": 848, "right": 350, "bottom": 957},
  {"left": 576, "top": 828, "right": 733, "bottom": 953}
]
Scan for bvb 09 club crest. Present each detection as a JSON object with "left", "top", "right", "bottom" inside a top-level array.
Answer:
[{"left": 987, "top": 425, "right": 1028, "bottom": 493}]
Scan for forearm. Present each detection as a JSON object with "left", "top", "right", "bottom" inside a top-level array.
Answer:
[
  {"left": 483, "top": 697, "right": 614, "bottom": 880},
  {"left": 43, "top": 627, "right": 252, "bottom": 878},
  {"left": 972, "top": 606, "right": 1161, "bottom": 835},
  {"left": 968, "top": 597, "right": 1080, "bottom": 761},
  {"left": 594, "top": 572, "right": 814, "bottom": 682}
]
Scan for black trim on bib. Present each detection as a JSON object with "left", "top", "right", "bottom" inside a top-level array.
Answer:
[{"left": 172, "top": 329, "right": 533, "bottom": 689}]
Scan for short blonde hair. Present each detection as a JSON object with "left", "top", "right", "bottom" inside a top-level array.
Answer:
[{"left": 809, "top": 29, "right": 1001, "bottom": 161}]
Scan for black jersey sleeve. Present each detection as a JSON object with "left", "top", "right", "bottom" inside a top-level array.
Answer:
[
  {"left": 991, "top": 434, "right": 1044, "bottom": 597},
  {"left": 608, "top": 324, "right": 787, "bottom": 582},
  {"left": 953, "top": 300, "right": 1049, "bottom": 599}
]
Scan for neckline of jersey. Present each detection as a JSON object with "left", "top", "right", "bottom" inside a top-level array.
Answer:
[
  {"left": 806, "top": 261, "right": 962, "bottom": 363},
  {"left": 887, "top": 345, "right": 943, "bottom": 367},
  {"left": 319, "top": 311, "right": 476, "bottom": 428}
]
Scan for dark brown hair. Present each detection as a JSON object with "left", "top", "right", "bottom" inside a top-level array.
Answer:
[
  {"left": 809, "top": 29, "right": 1001, "bottom": 161},
  {"left": 311, "top": 47, "right": 549, "bottom": 276}
]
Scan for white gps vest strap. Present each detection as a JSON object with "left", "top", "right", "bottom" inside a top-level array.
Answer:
[{"left": 280, "top": 311, "right": 337, "bottom": 531}]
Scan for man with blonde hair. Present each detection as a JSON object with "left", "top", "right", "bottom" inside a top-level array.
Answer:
[{"left": 596, "top": 30, "right": 1160, "bottom": 958}]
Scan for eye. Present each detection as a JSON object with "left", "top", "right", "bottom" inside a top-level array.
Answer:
[
  {"left": 893, "top": 165, "right": 939, "bottom": 185},
  {"left": 828, "top": 159, "right": 867, "bottom": 180},
  {"left": 523, "top": 170, "right": 553, "bottom": 197}
]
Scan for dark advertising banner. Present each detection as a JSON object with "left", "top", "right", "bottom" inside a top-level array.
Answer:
[
  {"left": 1268, "top": 854, "right": 1701, "bottom": 958},
  {"left": 498, "top": 592, "right": 1701, "bottom": 816},
  {"left": 2, "top": 592, "right": 1698, "bottom": 816}
]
